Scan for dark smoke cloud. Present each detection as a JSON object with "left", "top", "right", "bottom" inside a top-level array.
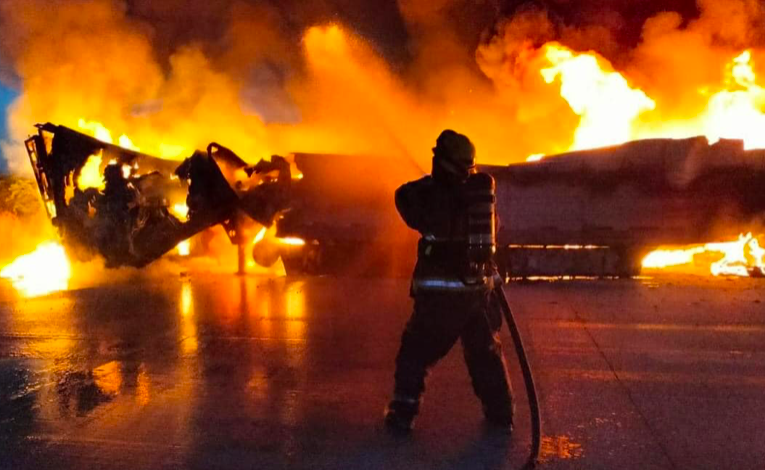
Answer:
[
  {"left": 0, "top": 0, "right": 712, "bottom": 90},
  {"left": 0, "top": 0, "right": 409, "bottom": 85},
  {"left": 128, "top": 0, "right": 412, "bottom": 70},
  {"left": 0, "top": 0, "right": 706, "bottom": 86}
]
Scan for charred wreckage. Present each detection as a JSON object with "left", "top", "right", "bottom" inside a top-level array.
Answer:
[
  {"left": 25, "top": 123, "right": 290, "bottom": 269},
  {"left": 24, "top": 123, "right": 765, "bottom": 278}
]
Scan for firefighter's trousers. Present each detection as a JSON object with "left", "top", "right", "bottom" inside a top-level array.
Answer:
[{"left": 392, "top": 289, "right": 514, "bottom": 421}]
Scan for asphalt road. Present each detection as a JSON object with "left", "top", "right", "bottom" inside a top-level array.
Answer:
[{"left": 0, "top": 271, "right": 763, "bottom": 469}]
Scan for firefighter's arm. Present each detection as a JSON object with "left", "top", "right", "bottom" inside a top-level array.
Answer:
[{"left": 394, "top": 182, "right": 427, "bottom": 233}]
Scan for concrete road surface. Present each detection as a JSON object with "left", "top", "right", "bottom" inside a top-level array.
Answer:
[{"left": 1, "top": 272, "right": 764, "bottom": 469}]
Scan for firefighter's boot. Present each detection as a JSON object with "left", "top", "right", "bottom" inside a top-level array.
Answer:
[
  {"left": 384, "top": 398, "right": 419, "bottom": 435},
  {"left": 484, "top": 406, "right": 514, "bottom": 432}
]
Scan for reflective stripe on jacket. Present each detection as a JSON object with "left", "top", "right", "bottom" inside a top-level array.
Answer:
[
  {"left": 396, "top": 174, "right": 501, "bottom": 296},
  {"left": 411, "top": 273, "right": 501, "bottom": 294}
]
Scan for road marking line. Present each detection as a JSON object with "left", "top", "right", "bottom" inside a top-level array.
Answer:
[
  {"left": 545, "top": 321, "right": 765, "bottom": 333},
  {"left": 550, "top": 368, "right": 765, "bottom": 386}
]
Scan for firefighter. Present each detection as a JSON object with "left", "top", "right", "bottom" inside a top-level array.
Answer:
[{"left": 384, "top": 130, "right": 514, "bottom": 433}]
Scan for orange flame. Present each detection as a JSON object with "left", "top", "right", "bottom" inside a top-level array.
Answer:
[
  {"left": 77, "top": 153, "right": 105, "bottom": 190},
  {"left": 540, "top": 46, "right": 765, "bottom": 152},
  {"left": 544, "top": 46, "right": 765, "bottom": 278},
  {"left": 171, "top": 203, "right": 189, "bottom": 220},
  {"left": 1, "top": 242, "right": 71, "bottom": 297},
  {"left": 253, "top": 227, "right": 268, "bottom": 244},
  {"left": 526, "top": 153, "right": 545, "bottom": 162},
  {"left": 6, "top": 10, "right": 765, "bottom": 283},
  {"left": 541, "top": 43, "right": 656, "bottom": 151},
  {"left": 276, "top": 237, "right": 306, "bottom": 247},
  {"left": 701, "top": 51, "right": 765, "bottom": 150},
  {"left": 642, "top": 233, "right": 765, "bottom": 277},
  {"left": 176, "top": 240, "right": 191, "bottom": 257},
  {"left": 78, "top": 118, "right": 140, "bottom": 151}
]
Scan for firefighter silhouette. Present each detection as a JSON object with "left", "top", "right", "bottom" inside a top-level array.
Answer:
[{"left": 385, "top": 130, "right": 514, "bottom": 433}]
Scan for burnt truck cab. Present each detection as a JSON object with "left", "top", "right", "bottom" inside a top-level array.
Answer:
[{"left": 25, "top": 123, "right": 289, "bottom": 268}]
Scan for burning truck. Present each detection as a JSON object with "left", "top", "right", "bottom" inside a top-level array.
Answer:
[
  {"left": 24, "top": 123, "right": 291, "bottom": 269},
  {"left": 17, "top": 123, "right": 765, "bottom": 280}
]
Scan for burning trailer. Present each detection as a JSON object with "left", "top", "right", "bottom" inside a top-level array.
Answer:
[
  {"left": 275, "top": 137, "right": 765, "bottom": 278},
  {"left": 24, "top": 123, "right": 291, "bottom": 268},
  {"left": 485, "top": 137, "right": 765, "bottom": 277}
]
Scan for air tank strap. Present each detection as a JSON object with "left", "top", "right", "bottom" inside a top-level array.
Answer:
[{"left": 418, "top": 237, "right": 466, "bottom": 257}]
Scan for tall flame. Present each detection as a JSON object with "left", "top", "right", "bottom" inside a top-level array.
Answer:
[
  {"left": 701, "top": 51, "right": 765, "bottom": 150},
  {"left": 541, "top": 43, "right": 656, "bottom": 151},
  {"left": 541, "top": 46, "right": 765, "bottom": 153},
  {"left": 78, "top": 118, "right": 140, "bottom": 151}
]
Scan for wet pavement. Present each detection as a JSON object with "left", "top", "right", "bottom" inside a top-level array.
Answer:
[{"left": 1, "top": 272, "right": 764, "bottom": 469}]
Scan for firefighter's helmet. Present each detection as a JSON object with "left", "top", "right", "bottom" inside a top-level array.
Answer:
[{"left": 433, "top": 130, "right": 476, "bottom": 177}]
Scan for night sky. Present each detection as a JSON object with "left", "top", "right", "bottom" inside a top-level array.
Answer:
[{"left": 0, "top": 83, "right": 17, "bottom": 174}]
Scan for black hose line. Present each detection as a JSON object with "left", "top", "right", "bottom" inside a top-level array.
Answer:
[{"left": 495, "top": 286, "right": 541, "bottom": 469}]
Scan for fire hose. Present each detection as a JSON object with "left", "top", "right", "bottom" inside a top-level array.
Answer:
[{"left": 495, "top": 284, "right": 542, "bottom": 469}]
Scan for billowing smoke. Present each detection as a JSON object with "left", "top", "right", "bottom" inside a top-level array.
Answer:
[
  {"left": 0, "top": 0, "right": 279, "bottom": 173},
  {"left": 1, "top": 0, "right": 765, "bottom": 176},
  {"left": 629, "top": 0, "right": 765, "bottom": 133}
]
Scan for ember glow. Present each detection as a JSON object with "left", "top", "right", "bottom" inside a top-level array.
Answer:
[{"left": 0, "top": 242, "right": 71, "bottom": 297}]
